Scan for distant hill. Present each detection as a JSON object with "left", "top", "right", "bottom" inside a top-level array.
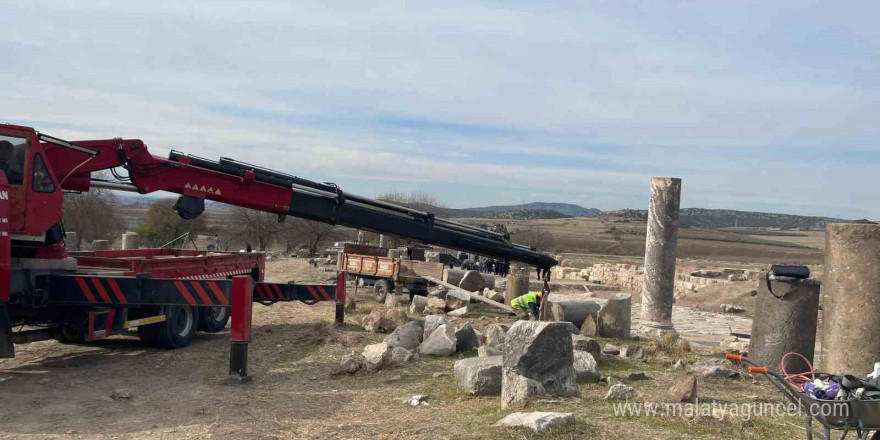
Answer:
[
  {"left": 457, "top": 202, "right": 600, "bottom": 218},
  {"left": 463, "top": 209, "right": 572, "bottom": 220},
  {"left": 604, "top": 208, "right": 849, "bottom": 229}
]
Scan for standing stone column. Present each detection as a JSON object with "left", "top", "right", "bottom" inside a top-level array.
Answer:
[
  {"left": 822, "top": 224, "right": 880, "bottom": 374},
  {"left": 379, "top": 235, "right": 388, "bottom": 248},
  {"left": 357, "top": 231, "right": 366, "bottom": 244},
  {"left": 640, "top": 177, "right": 681, "bottom": 335}
]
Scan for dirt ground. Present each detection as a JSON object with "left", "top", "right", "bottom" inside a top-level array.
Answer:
[{"left": 0, "top": 258, "right": 811, "bottom": 440}]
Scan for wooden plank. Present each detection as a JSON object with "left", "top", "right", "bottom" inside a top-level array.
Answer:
[{"left": 423, "top": 276, "right": 517, "bottom": 314}]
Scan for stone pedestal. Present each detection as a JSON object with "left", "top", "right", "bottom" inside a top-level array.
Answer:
[
  {"left": 65, "top": 232, "right": 78, "bottom": 251},
  {"left": 821, "top": 224, "right": 880, "bottom": 374},
  {"left": 640, "top": 177, "right": 681, "bottom": 335},
  {"left": 750, "top": 272, "right": 820, "bottom": 374},
  {"left": 505, "top": 268, "right": 529, "bottom": 306},
  {"left": 92, "top": 239, "right": 110, "bottom": 251},
  {"left": 379, "top": 235, "right": 388, "bottom": 248},
  {"left": 121, "top": 232, "right": 139, "bottom": 250}
]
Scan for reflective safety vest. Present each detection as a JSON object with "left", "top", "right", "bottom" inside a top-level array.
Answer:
[{"left": 511, "top": 292, "right": 540, "bottom": 311}]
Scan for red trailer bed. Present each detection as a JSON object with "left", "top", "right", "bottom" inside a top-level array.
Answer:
[{"left": 69, "top": 248, "right": 265, "bottom": 281}]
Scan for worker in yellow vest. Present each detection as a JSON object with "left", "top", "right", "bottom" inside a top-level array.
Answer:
[{"left": 511, "top": 290, "right": 545, "bottom": 320}]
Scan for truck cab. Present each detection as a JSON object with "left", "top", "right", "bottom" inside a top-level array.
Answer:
[{"left": 0, "top": 125, "right": 64, "bottom": 258}]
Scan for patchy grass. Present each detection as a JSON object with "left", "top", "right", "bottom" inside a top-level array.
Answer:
[{"left": 0, "top": 258, "right": 810, "bottom": 439}]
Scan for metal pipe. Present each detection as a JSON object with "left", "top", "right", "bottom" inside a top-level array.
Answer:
[{"left": 90, "top": 180, "right": 140, "bottom": 192}]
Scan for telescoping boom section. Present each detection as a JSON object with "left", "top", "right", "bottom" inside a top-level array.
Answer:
[
  {"left": 166, "top": 153, "right": 557, "bottom": 269},
  {"left": 28, "top": 124, "right": 556, "bottom": 269}
]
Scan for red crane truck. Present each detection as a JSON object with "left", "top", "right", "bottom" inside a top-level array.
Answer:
[{"left": 0, "top": 123, "right": 557, "bottom": 367}]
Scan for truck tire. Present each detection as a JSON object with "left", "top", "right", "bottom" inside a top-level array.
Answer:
[
  {"left": 373, "top": 279, "right": 392, "bottom": 303},
  {"left": 138, "top": 305, "right": 198, "bottom": 349},
  {"left": 197, "top": 306, "right": 229, "bottom": 333}
]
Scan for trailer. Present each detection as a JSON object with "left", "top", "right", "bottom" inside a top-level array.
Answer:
[{"left": 342, "top": 246, "right": 445, "bottom": 303}]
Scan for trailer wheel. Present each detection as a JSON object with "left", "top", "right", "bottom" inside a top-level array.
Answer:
[
  {"left": 373, "top": 279, "right": 392, "bottom": 303},
  {"left": 138, "top": 305, "right": 198, "bottom": 349},
  {"left": 197, "top": 306, "right": 229, "bottom": 333}
]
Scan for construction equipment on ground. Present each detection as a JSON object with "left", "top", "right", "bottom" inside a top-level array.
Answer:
[{"left": 0, "top": 123, "right": 557, "bottom": 369}]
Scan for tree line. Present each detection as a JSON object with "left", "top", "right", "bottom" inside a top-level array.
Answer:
[
  {"left": 62, "top": 189, "right": 558, "bottom": 253},
  {"left": 63, "top": 192, "right": 343, "bottom": 254}
]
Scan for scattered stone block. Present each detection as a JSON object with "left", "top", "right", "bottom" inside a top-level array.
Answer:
[
  {"left": 340, "top": 354, "right": 365, "bottom": 374},
  {"left": 580, "top": 314, "right": 598, "bottom": 337},
  {"left": 548, "top": 300, "right": 601, "bottom": 329},
  {"left": 625, "top": 371, "right": 651, "bottom": 381},
  {"left": 602, "top": 343, "right": 621, "bottom": 356},
  {"left": 620, "top": 345, "right": 644, "bottom": 359},
  {"left": 425, "top": 297, "right": 447, "bottom": 314},
  {"left": 484, "top": 323, "right": 507, "bottom": 348},
  {"left": 384, "top": 292, "right": 400, "bottom": 308},
  {"left": 494, "top": 412, "right": 574, "bottom": 434},
  {"left": 459, "top": 270, "right": 486, "bottom": 292},
  {"left": 597, "top": 293, "right": 631, "bottom": 338},
  {"left": 572, "top": 335, "right": 601, "bottom": 359},
  {"left": 573, "top": 351, "right": 600, "bottom": 383},
  {"left": 604, "top": 383, "right": 636, "bottom": 400},
  {"left": 454, "top": 356, "right": 503, "bottom": 395},
  {"left": 501, "top": 321, "right": 580, "bottom": 408},
  {"left": 391, "top": 347, "right": 414, "bottom": 365},
  {"left": 420, "top": 324, "right": 457, "bottom": 356},
  {"left": 668, "top": 376, "right": 697, "bottom": 403},
  {"left": 362, "top": 342, "right": 393, "bottom": 370},
  {"left": 446, "top": 289, "right": 471, "bottom": 309},
  {"left": 423, "top": 315, "right": 451, "bottom": 341},
  {"left": 385, "top": 321, "right": 423, "bottom": 350},
  {"left": 410, "top": 395, "right": 429, "bottom": 407},
  {"left": 410, "top": 296, "right": 429, "bottom": 315},
  {"left": 362, "top": 309, "right": 407, "bottom": 333},
  {"left": 691, "top": 359, "right": 741, "bottom": 379},
  {"left": 720, "top": 304, "right": 745, "bottom": 314},
  {"left": 447, "top": 306, "right": 469, "bottom": 317},
  {"left": 701, "top": 366, "right": 740, "bottom": 379},
  {"left": 428, "top": 288, "right": 447, "bottom": 299},
  {"left": 455, "top": 321, "right": 481, "bottom": 352},
  {"left": 479, "top": 345, "right": 503, "bottom": 358},
  {"left": 484, "top": 289, "right": 505, "bottom": 303}
]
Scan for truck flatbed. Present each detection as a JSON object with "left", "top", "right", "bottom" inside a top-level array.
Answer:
[{"left": 70, "top": 248, "right": 265, "bottom": 280}]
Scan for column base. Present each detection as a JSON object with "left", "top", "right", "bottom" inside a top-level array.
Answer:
[{"left": 639, "top": 320, "right": 676, "bottom": 337}]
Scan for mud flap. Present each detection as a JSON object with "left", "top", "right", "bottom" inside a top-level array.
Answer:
[{"left": 0, "top": 303, "right": 13, "bottom": 358}]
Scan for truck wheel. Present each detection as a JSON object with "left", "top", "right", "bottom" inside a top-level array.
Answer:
[
  {"left": 197, "top": 306, "right": 229, "bottom": 333},
  {"left": 138, "top": 305, "right": 198, "bottom": 349},
  {"left": 373, "top": 279, "right": 391, "bottom": 303}
]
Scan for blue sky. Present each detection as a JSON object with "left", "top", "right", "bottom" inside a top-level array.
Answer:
[{"left": 2, "top": 1, "right": 879, "bottom": 218}]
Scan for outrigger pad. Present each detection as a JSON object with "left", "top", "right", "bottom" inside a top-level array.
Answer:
[
  {"left": 173, "top": 195, "right": 205, "bottom": 220},
  {"left": 0, "top": 303, "right": 14, "bottom": 358}
]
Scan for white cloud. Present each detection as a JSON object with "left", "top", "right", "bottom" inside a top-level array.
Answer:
[{"left": 1, "top": 1, "right": 879, "bottom": 217}]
